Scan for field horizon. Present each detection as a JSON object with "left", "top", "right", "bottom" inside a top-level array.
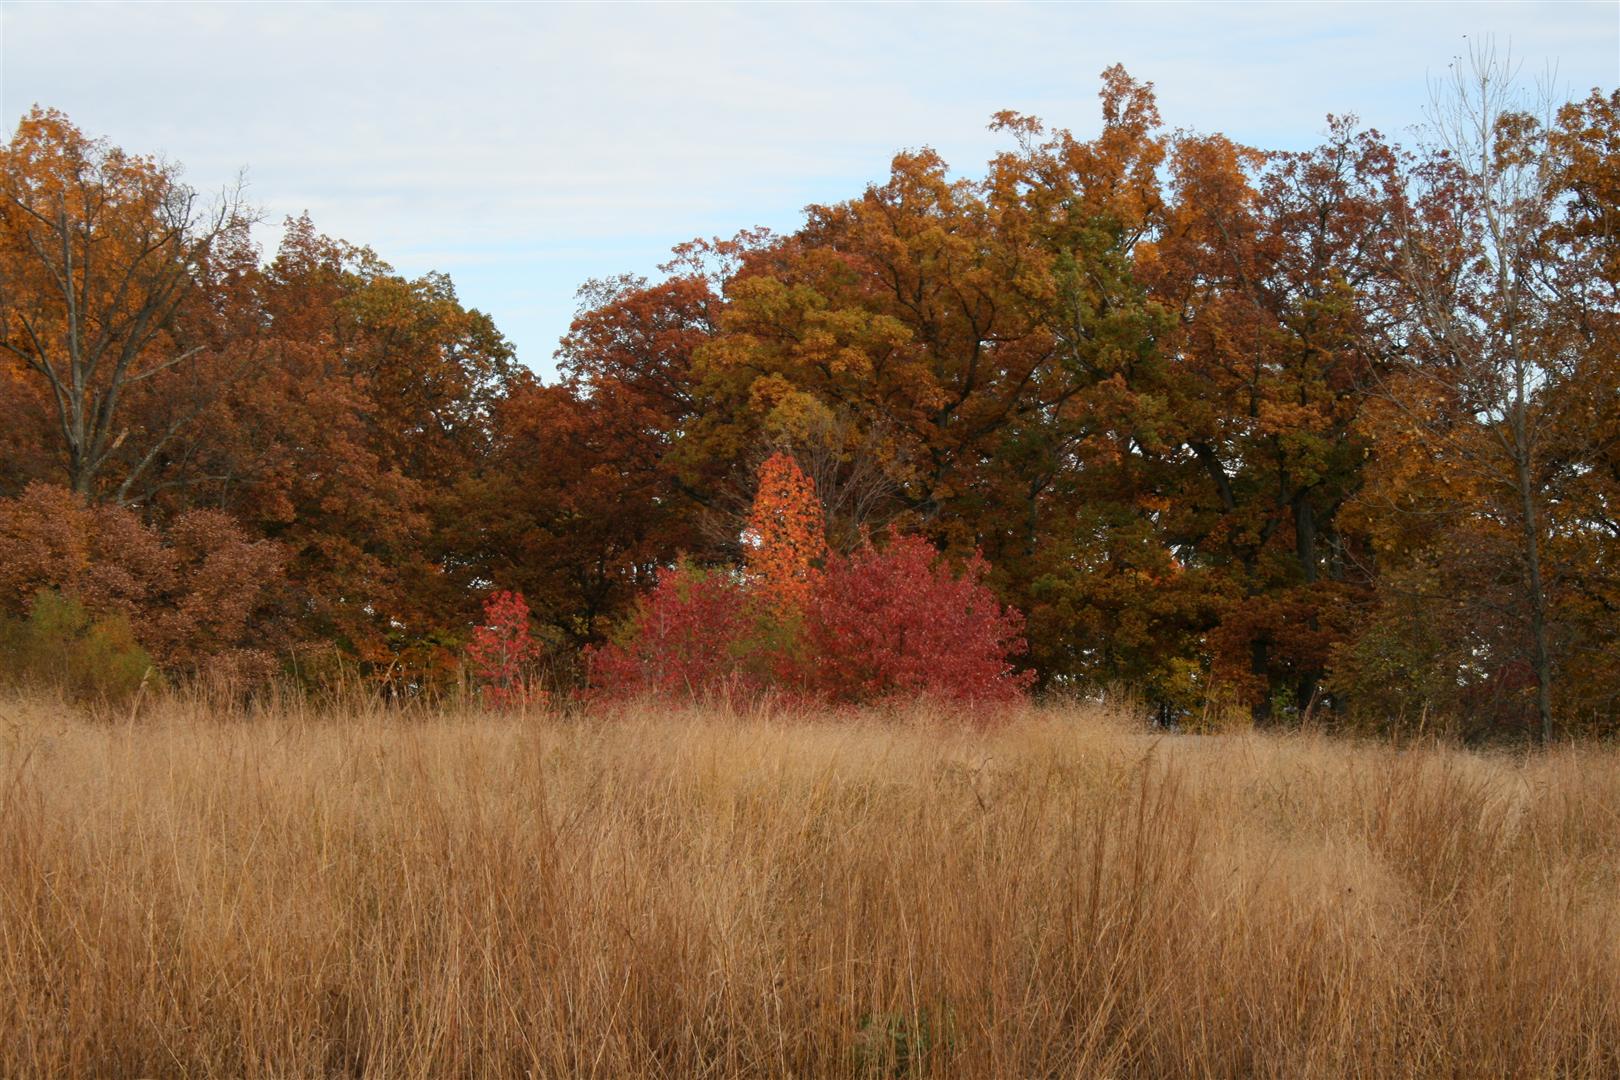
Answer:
[{"left": 2, "top": 692, "right": 1616, "bottom": 1078}]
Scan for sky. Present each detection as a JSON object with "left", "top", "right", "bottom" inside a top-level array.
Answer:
[{"left": 3, "top": 2, "right": 1617, "bottom": 375}]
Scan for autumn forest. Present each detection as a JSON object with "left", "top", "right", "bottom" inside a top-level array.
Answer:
[{"left": 3, "top": 61, "right": 1618, "bottom": 740}]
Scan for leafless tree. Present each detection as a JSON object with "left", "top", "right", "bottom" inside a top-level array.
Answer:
[{"left": 1386, "top": 41, "right": 1568, "bottom": 740}]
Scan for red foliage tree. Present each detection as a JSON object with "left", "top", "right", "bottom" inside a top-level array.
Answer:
[
  {"left": 467, "top": 590, "right": 541, "bottom": 709},
  {"left": 802, "top": 532, "right": 1034, "bottom": 706},
  {"left": 584, "top": 563, "right": 762, "bottom": 702}
]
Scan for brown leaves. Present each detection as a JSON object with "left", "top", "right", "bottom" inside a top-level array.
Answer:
[{"left": 0, "top": 483, "right": 285, "bottom": 679}]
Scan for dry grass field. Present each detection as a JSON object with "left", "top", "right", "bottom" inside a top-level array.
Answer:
[{"left": 1, "top": 693, "right": 1618, "bottom": 1078}]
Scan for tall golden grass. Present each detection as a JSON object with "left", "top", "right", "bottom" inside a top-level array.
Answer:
[{"left": 1, "top": 692, "right": 1617, "bottom": 1078}]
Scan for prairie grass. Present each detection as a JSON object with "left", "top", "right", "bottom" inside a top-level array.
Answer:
[{"left": 1, "top": 692, "right": 1617, "bottom": 1078}]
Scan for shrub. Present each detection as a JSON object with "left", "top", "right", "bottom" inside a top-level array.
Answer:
[
  {"left": 590, "top": 537, "right": 1035, "bottom": 709},
  {"left": 802, "top": 532, "right": 1034, "bottom": 705},
  {"left": 0, "top": 483, "right": 285, "bottom": 682},
  {"left": 0, "top": 590, "right": 157, "bottom": 703},
  {"left": 588, "top": 448, "right": 1034, "bottom": 708},
  {"left": 585, "top": 562, "right": 769, "bottom": 702},
  {"left": 466, "top": 590, "right": 542, "bottom": 709}
]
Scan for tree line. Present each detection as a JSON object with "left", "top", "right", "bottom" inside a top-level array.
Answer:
[{"left": 1, "top": 56, "right": 1616, "bottom": 737}]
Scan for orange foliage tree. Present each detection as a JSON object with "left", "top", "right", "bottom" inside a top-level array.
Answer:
[
  {"left": 742, "top": 451, "right": 826, "bottom": 618},
  {"left": 0, "top": 107, "right": 256, "bottom": 503}
]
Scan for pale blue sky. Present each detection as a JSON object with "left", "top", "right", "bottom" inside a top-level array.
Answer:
[{"left": 3, "top": 2, "right": 1617, "bottom": 373}]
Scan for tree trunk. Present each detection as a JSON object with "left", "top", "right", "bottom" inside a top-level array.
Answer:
[
  {"left": 1250, "top": 636, "right": 1272, "bottom": 724},
  {"left": 1515, "top": 452, "right": 1555, "bottom": 743},
  {"left": 1293, "top": 492, "right": 1318, "bottom": 585},
  {"left": 1292, "top": 491, "right": 1323, "bottom": 714}
]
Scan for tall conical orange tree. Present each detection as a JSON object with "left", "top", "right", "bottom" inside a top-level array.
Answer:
[{"left": 742, "top": 452, "right": 826, "bottom": 618}]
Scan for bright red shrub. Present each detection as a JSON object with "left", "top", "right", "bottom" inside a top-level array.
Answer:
[
  {"left": 585, "top": 452, "right": 1032, "bottom": 709},
  {"left": 585, "top": 563, "right": 764, "bottom": 701},
  {"left": 467, "top": 590, "right": 542, "bottom": 709},
  {"left": 802, "top": 532, "right": 1034, "bottom": 705},
  {"left": 588, "top": 537, "right": 1034, "bottom": 708}
]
